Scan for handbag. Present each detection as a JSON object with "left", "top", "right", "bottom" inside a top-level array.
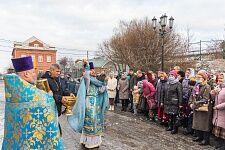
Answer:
[
  {"left": 195, "top": 104, "right": 208, "bottom": 112},
  {"left": 194, "top": 86, "right": 210, "bottom": 112},
  {"left": 147, "top": 97, "right": 157, "bottom": 110}
]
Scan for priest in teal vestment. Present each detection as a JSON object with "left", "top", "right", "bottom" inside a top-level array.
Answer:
[
  {"left": 68, "top": 61, "right": 108, "bottom": 149},
  {"left": 2, "top": 56, "right": 64, "bottom": 150}
]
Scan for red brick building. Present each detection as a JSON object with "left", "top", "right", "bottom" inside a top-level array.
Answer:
[{"left": 12, "top": 36, "right": 57, "bottom": 74}]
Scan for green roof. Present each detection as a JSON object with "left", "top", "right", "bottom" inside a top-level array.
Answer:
[{"left": 89, "top": 57, "right": 112, "bottom": 68}]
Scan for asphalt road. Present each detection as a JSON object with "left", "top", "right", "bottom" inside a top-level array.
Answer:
[{"left": 59, "top": 109, "right": 215, "bottom": 150}]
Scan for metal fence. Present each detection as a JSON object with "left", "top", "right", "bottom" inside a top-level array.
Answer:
[{"left": 175, "top": 40, "right": 224, "bottom": 61}]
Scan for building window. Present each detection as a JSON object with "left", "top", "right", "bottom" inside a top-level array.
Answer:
[
  {"left": 47, "top": 55, "right": 52, "bottom": 63},
  {"left": 38, "top": 55, "right": 43, "bottom": 62},
  {"left": 34, "top": 44, "right": 39, "bottom": 48},
  {"left": 30, "top": 55, "right": 35, "bottom": 61},
  {"left": 21, "top": 54, "right": 26, "bottom": 57}
]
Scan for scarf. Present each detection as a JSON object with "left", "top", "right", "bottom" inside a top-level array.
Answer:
[
  {"left": 168, "top": 78, "right": 179, "bottom": 84},
  {"left": 193, "top": 83, "right": 200, "bottom": 96},
  {"left": 192, "top": 82, "right": 207, "bottom": 96}
]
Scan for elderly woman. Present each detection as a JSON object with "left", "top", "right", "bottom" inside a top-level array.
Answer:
[
  {"left": 142, "top": 80, "right": 156, "bottom": 121},
  {"left": 164, "top": 70, "right": 183, "bottom": 134},
  {"left": 156, "top": 72, "right": 169, "bottom": 125},
  {"left": 118, "top": 73, "right": 129, "bottom": 111},
  {"left": 189, "top": 71, "right": 212, "bottom": 146},
  {"left": 211, "top": 73, "right": 225, "bottom": 149},
  {"left": 107, "top": 72, "right": 118, "bottom": 111}
]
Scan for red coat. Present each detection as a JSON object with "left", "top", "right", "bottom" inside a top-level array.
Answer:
[
  {"left": 142, "top": 80, "right": 156, "bottom": 109},
  {"left": 142, "top": 80, "right": 156, "bottom": 98}
]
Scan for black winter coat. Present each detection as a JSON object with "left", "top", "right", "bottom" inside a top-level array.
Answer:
[
  {"left": 42, "top": 71, "right": 70, "bottom": 116},
  {"left": 156, "top": 80, "right": 168, "bottom": 106},
  {"left": 66, "top": 79, "right": 80, "bottom": 96},
  {"left": 164, "top": 81, "right": 183, "bottom": 115}
]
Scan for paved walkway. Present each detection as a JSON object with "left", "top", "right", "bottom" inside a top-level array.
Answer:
[{"left": 59, "top": 111, "right": 215, "bottom": 150}]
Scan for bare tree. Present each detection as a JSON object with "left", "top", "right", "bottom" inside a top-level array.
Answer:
[
  {"left": 59, "top": 57, "right": 68, "bottom": 75},
  {"left": 205, "top": 40, "right": 224, "bottom": 60},
  {"left": 168, "top": 27, "right": 197, "bottom": 70},
  {"left": 99, "top": 18, "right": 186, "bottom": 72}
]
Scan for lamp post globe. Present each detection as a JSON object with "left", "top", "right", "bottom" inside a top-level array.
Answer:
[{"left": 152, "top": 14, "right": 174, "bottom": 71}]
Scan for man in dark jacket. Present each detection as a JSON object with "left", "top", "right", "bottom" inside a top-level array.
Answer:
[
  {"left": 65, "top": 74, "right": 80, "bottom": 96},
  {"left": 42, "top": 64, "right": 70, "bottom": 116},
  {"left": 178, "top": 70, "right": 185, "bottom": 83}
]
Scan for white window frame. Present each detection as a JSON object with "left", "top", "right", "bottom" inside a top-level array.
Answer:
[
  {"left": 30, "top": 55, "right": 35, "bottom": 61},
  {"left": 46, "top": 55, "right": 52, "bottom": 63},
  {"left": 38, "top": 55, "right": 43, "bottom": 62},
  {"left": 34, "top": 44, "right": 39, "bottom": 48}
]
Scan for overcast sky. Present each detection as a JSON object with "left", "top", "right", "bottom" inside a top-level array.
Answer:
[{"left": 0, "top": 0, "right": 225, "bottom": 73}]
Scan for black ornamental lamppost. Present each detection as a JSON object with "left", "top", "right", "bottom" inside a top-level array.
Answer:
[{"left": 152, "top": 14, "right": 174, "bottom": 71}]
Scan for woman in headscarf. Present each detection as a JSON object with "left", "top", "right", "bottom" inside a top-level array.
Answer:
[
  {"left": 211, "top": 73, "right": 225, "bottom": 149},
  {"left": 117, "top": 73, "right": 129, "bottom": 111},
  {"left": 146, "top": 71, "right": 157, "bottom": 87},
  {"left": 107, "top": 72, "right": 118, "bottom": 111},
  {"left": 182, "top": 68, "right": 195, "bottom": 135},
  {"left": 142, "top": 80, "right": 156, "bottom": 121},
  {"left": 164, "top": 70, "right": 183, "bottom": 134},
  {"left": 156, "top": 72, "right": 169, "bottom": 125},
  {"left": 189, "top": 71, "right": 212, "bottom": 146}
]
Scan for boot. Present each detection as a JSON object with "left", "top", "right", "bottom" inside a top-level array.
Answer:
[
  {"left": 164, "top": 122, "right": 169, "bottom": 127},
  {"left": 193, "top": 137, "right": 203, "bottom": 142},
  {"left": 166, "top": 115, "right": 174, "bottom": 131},
  {"left": 166, "top": 126, "right": 173, "bottom": 131},
  {"left": 199, "top": 140, "right": 209, "bottom": 146},
  {"left": 183, "top": 128, "right": 193, "bottom": 135},
  {"left": 108, "top": 105, "right": 112, "bottom": 111},
  {"left": 149, "top": 110, "right": 155, "bottom": 121},
  {"left": 193, "top": 130, "right": 203, "bottom": 142},
  {"left": 133, "top": 105, "right": 137, "bottom": 115},
  {"left": 121, "top": 106, "right": 124, "bottom": 111},
  {"left": 214, "top": 137, "right": 225, "bottom": 149},
  {"left": 159, "top": 120, "right": 164, "bottom": 125},
  {"left": 217, "top": 146, "right": 225, "bottom": 150},
  {"left": 111, "top": 105, "right": 114, "bottom": 111},
  {"left": 199, "top": 132, "right": 210, "bottom": 146},
  {"left": 124, "top": 100, "right": 128, "bottom": 112},
  {"left": 171, "top": 126, "right": 178, "bottom": 134},
  {"left": 124, "top": 106, "right": 127, "bottom": 112},
  {"left": 121, "top": 100, "right": 125, "bottom": 111},
  {"left": 192, "top": 130, "right": 197, "bottom": 138}
]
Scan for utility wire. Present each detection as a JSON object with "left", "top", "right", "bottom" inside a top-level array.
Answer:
[
  {"left": 0, "top": 49, "right": 11, "bottom": 52},
  {"left": 57, "top": 52, "right": 96, "bottom": 56},
  {"left": 0, "top": 48, "right": 97, "bottom": 57},
  {"left": 0, "top": 44, "right": 98, "bottom": 56},
  {"left": 0, "top": 37, "right": 100, "bottom": 52}
]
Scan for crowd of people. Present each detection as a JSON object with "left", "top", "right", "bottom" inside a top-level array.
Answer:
[
  {"left": 2, "top": 55, "right": 225, "bottom": 149},
  {"left": 106, "top": 66, "right": 225, "bottom": 149}
]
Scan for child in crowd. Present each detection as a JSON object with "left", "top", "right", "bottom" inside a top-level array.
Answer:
[{"left": 132, "top": 85, "right": 141, "bottom": 115}]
